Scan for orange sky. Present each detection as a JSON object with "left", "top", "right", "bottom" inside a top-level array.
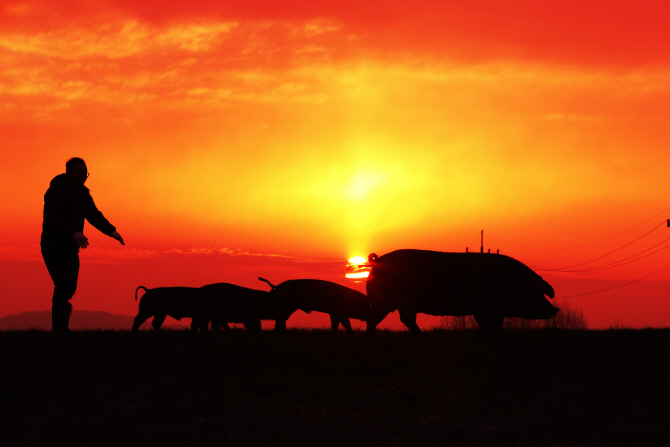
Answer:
[{"left": 2, "top": 0, "right": 670, "bottom": 328}]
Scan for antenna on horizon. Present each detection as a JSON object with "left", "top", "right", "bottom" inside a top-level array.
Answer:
[{"left": 480, "top": 230, "right": 483, "bottom": 253}]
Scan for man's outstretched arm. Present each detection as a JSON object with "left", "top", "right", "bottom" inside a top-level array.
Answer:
[
  {"left": 82, "top": 191, "right": 124, "bottom": 245},
  {"left": 110, "top": 231, "right": 125, "bottom": 245}
]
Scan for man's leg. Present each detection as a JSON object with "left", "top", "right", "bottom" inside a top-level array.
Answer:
[{"left": 42, "top": 248, "right": 80, "bottom": 332}]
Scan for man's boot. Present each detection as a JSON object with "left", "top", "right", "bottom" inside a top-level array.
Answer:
[
  {"left": 64, "top": 302, "right": 73, "bottom": 331},
  {"left": 52, "top": 302, "right": 72, "bottom": 332},
  {"left": 51, "top": 304, "right": 61, "bottom": 331}
]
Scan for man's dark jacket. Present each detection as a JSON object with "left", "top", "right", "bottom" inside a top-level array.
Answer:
[{"left": 41, "top": 174, "right": 116, "bottom": 253}]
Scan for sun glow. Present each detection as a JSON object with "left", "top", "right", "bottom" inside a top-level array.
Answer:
[
  {"left": 3, "top": 1, "right": 670, "bottom": 329},
  {"left": 346, "top": 171, "right": 385, "bottom": 201},
  {"left": 346, "top": 256, "right": 372, "bottom": 279}
]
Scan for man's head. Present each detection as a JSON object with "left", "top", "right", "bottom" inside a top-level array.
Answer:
[{"left": 65, "top": 157, "right": 88, "bottom": 186}]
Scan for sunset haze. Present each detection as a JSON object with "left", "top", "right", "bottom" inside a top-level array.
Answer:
[{"left": 2, "top": 0, "right": 670, "bottom": 329}]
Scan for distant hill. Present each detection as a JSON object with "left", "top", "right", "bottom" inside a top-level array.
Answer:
[{"left": 0, "top": 310, "right": 189, "bottom": 331}]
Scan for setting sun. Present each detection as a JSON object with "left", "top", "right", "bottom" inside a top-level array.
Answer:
[{"left": 346, "top": 256, "right": 372, "bottom": 279}]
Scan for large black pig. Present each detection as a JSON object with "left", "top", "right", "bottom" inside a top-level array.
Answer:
[
  {"left": 132, "top": 286, "right": 202, "bottom": 331},
  {"left": 365, "top": 249, "right": 558, "bottom": 335},
  {"left": 193, "top": 283, "right": 277, "bottom": 333},
  {"left": 258, "top": 278, "right": 370, "bottom": 334}
]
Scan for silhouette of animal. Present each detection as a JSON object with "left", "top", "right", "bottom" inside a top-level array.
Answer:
[
  {"left": 132, "top": 286, "right": 203, "bottom": 331},
  {"left": 258, "top": 278, "right": 370, "bottom": 334},
  {"left": 192, "top": 283, "right": 277, "bottom": 333},
  {"left": 365, "top": 249, "right": 558, "bottom": 336}
]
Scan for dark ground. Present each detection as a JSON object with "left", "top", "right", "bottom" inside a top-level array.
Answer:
[{"left": 1, "top": 329, "right": 668, "bottom": 446}]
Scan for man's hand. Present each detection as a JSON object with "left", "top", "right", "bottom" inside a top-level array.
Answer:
[
  {"left": 111, "top": 231, "right": 125, "bottom": 245},
  {"left": 73, "top": 231, "right": 89, "bottom": 249}
]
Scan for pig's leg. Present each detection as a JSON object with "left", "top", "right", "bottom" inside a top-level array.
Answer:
[
  {"left": 398, "top": 308, "right": 423, "bottom": 336},
  {"left": 152, "top": 314, "right": 166, "bottom": 331},
  {"left": 274, "top": 317, "right": 288, "bottom": 332},
  {"left": 339, "top": 317, "right": 353, "bottom": 333},
  {"left": 244, "top": 319, "right": 261, "bottom": 332},
  {"left": 191, "top": 318, "right": 208, "bottom": 333},
  {"left": 473, "top": 313, "right": 504, "bottom": 336},
  {"left": 329, "top": 314, "right": 340, "bottom": 334},
  {"left": 131, "top": 311, "right": 152, "bottom": 332},
  {"left": 366, "top": 305, "right": 392, "bottom": 335}
]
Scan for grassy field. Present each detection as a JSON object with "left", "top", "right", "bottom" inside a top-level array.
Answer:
[{"left": 1, "top": 329, "right": 668, "bottom": 446}]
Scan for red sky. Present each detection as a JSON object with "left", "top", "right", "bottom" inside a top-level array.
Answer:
[{"left": 2, "top": 0, "right": 670, "bottom": 328}]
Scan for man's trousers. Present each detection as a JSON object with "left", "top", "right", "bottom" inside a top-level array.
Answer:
[{"left": 41, "top": 247, "right": 79, "bottom": 332}]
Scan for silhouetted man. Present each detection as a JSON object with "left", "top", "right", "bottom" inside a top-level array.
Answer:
[{"left": 41, "top": 157, "right": 125, "bottom": 332}]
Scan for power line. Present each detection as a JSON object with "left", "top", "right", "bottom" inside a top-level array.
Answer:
[
  {"left": 557, "top": 265, "right": 670, "bottom": 298},
  {"left": 479, "top": 209, "right": 670, "bottom": 298},
  {"left": 544, "top": 221, "right": 666, "bottom": 271},
  {"left": 564, "top": 237, "right": 670, "bottom": 272},
  {"left": 487, "top": 206, "right": 670, "bottom": 251},
  {"left": 511, "top": 221, "right": 667, "bottom": 273}
]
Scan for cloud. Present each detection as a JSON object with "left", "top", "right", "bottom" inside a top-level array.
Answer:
[
  {"left": 0, "top": 17, "right": 344, "bottom": 60},
  {"left": 0, "top": 245, "right": 42, "bottom": 261},
  {"left": 0, "top": 245, "right": 343, "bottom": 264},
  {"left": 545, "top": 113, "right": 605, "bottom": 123},
  {"left": 162, "top": 247, "right": 341, "bottom": 263},
  {"left": 3, "top": 1, "right": 44, "bottom": 17},
  {"left": 79, "top": 247, "right": 161, "bottom": 261},
  {"left": 155, "top": 22, "right": 237, "bottom": 52},
  {"left": 0, "top": 19, "right": 238, "bottom": 59},
  {"left": 0, "top": 16, "right": 347, "bottom": 115},
  {"left": 4, "top": 3, "right": 669, "bottom": 121}
]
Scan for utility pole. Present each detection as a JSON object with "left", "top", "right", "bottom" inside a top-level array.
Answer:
[{"left": 480, "top": 230, "right": 483, "bottom": 253}]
